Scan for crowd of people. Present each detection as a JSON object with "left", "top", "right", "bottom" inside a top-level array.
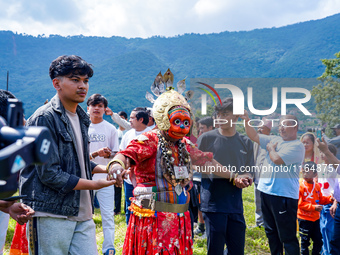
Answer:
[{"left": 1, "top": 54, "right": 340, "bottom": 255}]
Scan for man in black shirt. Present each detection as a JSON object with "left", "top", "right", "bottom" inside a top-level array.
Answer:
[{"left": 197, "top": 97, "right": 254, "bottom": 255}]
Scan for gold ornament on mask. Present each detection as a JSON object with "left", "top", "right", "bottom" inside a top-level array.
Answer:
[
  {"left": 153, "top": 88, "right": 191, "bottom": 131},
  {"left": 145, "top": 69, "right": 193, "bottom": 131}
]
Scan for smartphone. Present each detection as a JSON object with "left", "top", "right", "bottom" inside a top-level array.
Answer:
[
  {"left": 316, "top": 129, "right": 322, "bottom": 140},
  {"left": 2, "top": 195, "right": 27, "bottom": 201}
]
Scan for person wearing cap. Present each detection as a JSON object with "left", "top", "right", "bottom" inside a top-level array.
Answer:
[
  {"left": 322, "top": 124, "right": 340, "bottom": 159},
  {"left": 253, "top": 117, "right": 272, "bottom": 228}
]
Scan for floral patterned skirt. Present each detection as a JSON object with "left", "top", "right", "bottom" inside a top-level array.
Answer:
[{"left": 123, "top": 209, "right": 193, "bottom": 255}]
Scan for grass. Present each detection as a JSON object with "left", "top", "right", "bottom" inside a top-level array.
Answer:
[{"left": 4, "top": 187, "right": 271, "bottom": 254}]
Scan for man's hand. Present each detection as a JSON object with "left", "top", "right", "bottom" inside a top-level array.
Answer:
[
  {"left": 316, "top": 137, "right": 328, "bottom": 153},
  {"left": 105, "top": 107, "right": 113, "bottom": 116},
  {"left": 266, "top": 142, "right": 278, "bottom": 153},
  {"left": 314, "top": 205, "right": 323, "bottom": 212},
  {"left": 8, "top": 203, "right": 35, "bottom": 225},
  {"left": 234, "top": 174, "right": 253, "bottom": 188},
  {"left": 107, "top": 163, "right": 129, "bottom": 188},
  {"left": 239, "top": 110, "right": 260, "bottom": 144},
  {"left": 330, "top": 201, "right": 338, "bottom": 218},
  {"left": 92, "top": 147, "right": 112, "bottom": 159},
  {"left": 239, "top": 110, "right": 250, "bottom": 122},
  {"left": 94, "top": 179, "right": 116, "bottom": 190}
]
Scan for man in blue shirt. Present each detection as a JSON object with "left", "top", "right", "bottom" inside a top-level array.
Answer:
[{"left": 241, "top": 111, "right": 304, "bottom": 255}]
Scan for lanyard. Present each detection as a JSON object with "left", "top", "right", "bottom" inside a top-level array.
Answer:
[{"left": 303, "top": 180, "right": 315, "bottom": 200}]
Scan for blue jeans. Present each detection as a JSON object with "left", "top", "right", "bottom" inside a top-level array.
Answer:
[
  {"left": 320, "top": 204, "right": 334, "bottom": 255},
  {"left": 124, "top": 181, "right": 134, "bottom": 225},
  {"left": 27, "top": 217, "right": 98, "bottom": 255},
  {"left": 330, "top": 204, "right": 340, "bottom": 254}
]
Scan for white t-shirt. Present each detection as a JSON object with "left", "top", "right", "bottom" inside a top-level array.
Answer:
[
  {"left": 118, "top": 128, "right": 127, "bottom": 145},
  {"left": 148, "top": 123, "right": 156, "bottom": 130},
  {"left": 318, "top": 164, "right": 337, "bottom": 196},
  {"left": 89, "top": 120, "right": 119, "bottom": 181},
  {"left": 258, "top": 135, "right": 305, "bottom": 200},
  {"left": 120, "top": 126, "right": 150, "bottom": 184}
]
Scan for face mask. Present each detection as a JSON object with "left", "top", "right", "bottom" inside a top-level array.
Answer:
[{"left": 167, "top": 108, "right": 191, "bottom": 140}]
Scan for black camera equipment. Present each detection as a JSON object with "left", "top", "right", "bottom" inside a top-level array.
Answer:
[{"left": 0, "top": 99, "right": 52, "bottom": 199}]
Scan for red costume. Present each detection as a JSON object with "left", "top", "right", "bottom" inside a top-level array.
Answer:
[{"left": 120, "top": 131, "right": 212, "bottom": 255}]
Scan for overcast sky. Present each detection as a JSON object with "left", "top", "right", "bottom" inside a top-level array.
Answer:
[{"left": 0, "top": 0, "right": 340, "bottom": 38}]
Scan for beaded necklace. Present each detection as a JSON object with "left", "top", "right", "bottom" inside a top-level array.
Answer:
[{"left": 157, "top": 131, "right": 192, "bottom": 188}]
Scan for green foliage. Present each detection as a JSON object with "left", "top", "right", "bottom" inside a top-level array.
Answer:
[
  {"left": 320, "top": 52, "right": 340, "bottom": 79},
  {"left": 311, "top": 51, "right": 340, "bottom": 136},
  {"left": 1, "top": 13, "right": 340, "bottom": 118},
  {"left": 194, "top": 104, "right": 215, "bottom": 119}
]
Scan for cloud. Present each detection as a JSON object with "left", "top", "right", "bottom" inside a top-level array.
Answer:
[{"left": 0, "top": 0, "right": 340, "bottom": 38}]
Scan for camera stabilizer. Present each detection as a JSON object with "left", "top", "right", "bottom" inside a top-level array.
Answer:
[{"left": 0, "top": 99, "right": 52, "bottom": 199}]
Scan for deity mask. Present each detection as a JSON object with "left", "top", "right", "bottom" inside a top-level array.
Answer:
[
  {"left": 153, "top": 89, "right": 191, "bottom": 131},
  {"left": 166, "top": 107, "right": 191, "bottom": 140}
]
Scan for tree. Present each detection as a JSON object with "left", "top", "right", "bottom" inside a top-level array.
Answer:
[{"left": 311, "top": 52, "right": 340, "bottom": 136}]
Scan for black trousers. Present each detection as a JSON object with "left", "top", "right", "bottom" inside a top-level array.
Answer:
[
  {"left": 203, "top": 211, "right": 246, "bottom": 255},
  {"left": 114, "top": 186, "right": 122, "bottom": 214},
  {"left": 261, "top": 192, "right": 299, "bottom": 255},
  {"left": 298, "top": 219, "right": 323, "bottom": 255}
]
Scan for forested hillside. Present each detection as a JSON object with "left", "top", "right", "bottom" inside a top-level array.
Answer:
[{"left": 0, "top": 13, "right": 340, "bottom": 117}]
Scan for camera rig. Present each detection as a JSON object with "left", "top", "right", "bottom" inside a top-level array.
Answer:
[{"left": 0, "top": 99, "right": 52, "bottom": 198}]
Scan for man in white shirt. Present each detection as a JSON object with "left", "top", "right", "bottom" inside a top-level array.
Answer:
[
  {"left": 146, "top": 107, "right": 156, "bottom": 130},
  {"left": 87, "top": 94, "right": 119, "bottom": 255},
  {"left": 120, "top": 107, "right": 150, "bottom": 224}
]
